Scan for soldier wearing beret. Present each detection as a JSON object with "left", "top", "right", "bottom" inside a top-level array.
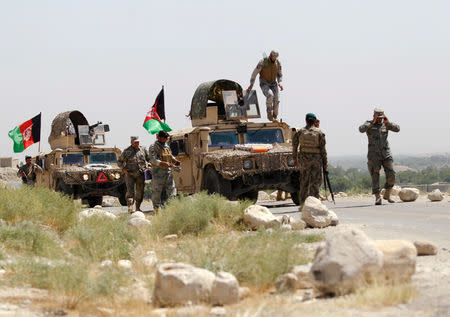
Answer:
[
  {"left": 118, "top": 136, "right": 151, "bottom": 213},
  {"left": 292, "top": 113, "right": 328, "bottom": 208},
  {"left": 359, "top": 108, "right": 400, "bottom": 205}
]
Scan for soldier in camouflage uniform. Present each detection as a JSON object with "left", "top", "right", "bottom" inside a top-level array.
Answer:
[
  {"left": 149, "top": 130, "right": 180, "bottom": 214},
  {"left": 118, "top": 136, "right": 150, "bottom": 213},
  {"left": 17, "top": 156, "right": 43, "bottom": 186},
  {"left": 247, "top": 50, "right": 283, "bottom": 121},
  {"left": 292, "top": 113, "right": 328, "bottom": 208},
  {"left": 359, "top": 109, "right": 400, "bottom": 205}
]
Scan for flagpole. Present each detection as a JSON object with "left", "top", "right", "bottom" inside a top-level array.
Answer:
[
  {"left": 38, "top": 112, "right": 42, "bottom": 153},
  {"left": 162, "top": 85, "right": 165, "bottom": 123}
]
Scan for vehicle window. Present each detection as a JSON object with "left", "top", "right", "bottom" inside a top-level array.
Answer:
[
  {"left": 245, "top": 129, "right": 284, "bottom": 144},
  {"left": 90, "top": 152, "right": 117, "bottom": 164},
  {"left": 209, "top": 131, "right": 238, "bottom": 147},
  {"left": 62, "top": 153, "right": 84, "bottom": 165}
]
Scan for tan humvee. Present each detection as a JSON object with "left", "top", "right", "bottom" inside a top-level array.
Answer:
[
  {"left": 34, "top": 111, "right": 127, "bottom": 207},
  {"left": 168, "top": 79, "right": 301, "bottom": 204}
]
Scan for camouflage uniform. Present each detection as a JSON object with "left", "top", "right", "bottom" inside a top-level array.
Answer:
[
  {"left": 292, "top": 125, "right": 327, "bottom": 205},
  {"left": 149, "top": 140, "right": 176, "bottom": 208},
  {"left": 17, "top": 163, "right": 43, "bottom": 186},
  {"left": 250, "top": 57, "right": 283, "bottom": 120},
  {"left": 118, "top": 145, "right": 150, "bottom": 207},
  {"left": 359, "top": 120, "right": 400, "bottom": 195}
]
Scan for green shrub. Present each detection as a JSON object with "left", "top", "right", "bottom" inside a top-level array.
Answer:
[
  {"left": 91, "top": 266, "right": 132, "bottom": 298},
  {"left": 150, "top": 192, "right": 250, "bottom": 236},
  {"left": 0, "top": 221, "right": 63, "bottom": 258},
  {"left": 68, "top": 215, "right": 137, "bottom": 262},
  {"left": 158, "top": 229, "right": 323, "bottom": 286},
  {"left": 0, "top": 186, "right": 77, "bottom": 233}
]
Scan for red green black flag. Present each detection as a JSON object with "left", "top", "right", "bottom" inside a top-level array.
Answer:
[
  {"left": 8, "top": 113, "right": 41, "bottom": 153},
  {"left": 143, "top": 87, "right": 172, "bottom": 134}
]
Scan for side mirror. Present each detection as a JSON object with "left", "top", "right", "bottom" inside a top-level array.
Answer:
[{"left": 170, "top": 141, "right": 180, "bottom": 157}]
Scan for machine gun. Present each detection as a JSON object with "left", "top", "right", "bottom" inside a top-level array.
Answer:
[{"left": 323, "top": 167, "right": 335, "bottom": 204}]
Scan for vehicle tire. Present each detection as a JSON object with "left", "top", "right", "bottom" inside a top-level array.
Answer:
[
  {"left": 240, "top": 190, "right": 258, "bottom": 203},
  {"left": 55, "top": 178, "right": 71, "bottom": 196},
  {"left": 118, "top": 192, "right": 127, "bottom": 206},
  {"left": 87, "top": 196, "right": 103, "bottom": 208},
  {"left": 203, "top": 168, "right": 232, "bottom": 199},
  {"left": 290, "top": 191, "right": 300, "bottom": 205}
]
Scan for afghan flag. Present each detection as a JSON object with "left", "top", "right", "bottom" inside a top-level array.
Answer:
[
  {"left": 143, "top": 87, "right": 172, "bottom": 134},
  {"left": 8, "top": 113, "right": 41, "bottom": 153}
]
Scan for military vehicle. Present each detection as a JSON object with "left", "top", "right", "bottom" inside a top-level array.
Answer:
[
  {"left": 35, "top": 111, "right": 127, "bottom": 207},
  {"left": 169, "top": 79, "right": 301, "bottom": 204}
]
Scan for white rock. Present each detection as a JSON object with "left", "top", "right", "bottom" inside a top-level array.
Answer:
[
  {"left": 274, "top": 273, "right": 298, "bottom": 292},
  {"left": 269, "top": 191, "right": 279, "bottom": 200},
  {"left": 428, "top": 189, "right": 444, "bottom": 202},
  {"left": 102, "top": 198, "right": 115, "bottom": 207},
  {"left": 210, "top": 306, "right": 227, "bottom": 316},
  {"left": 328, "top": 210, "right": 339, "bottom": 226},
  {"left": 143, "top": 251, "right": 158, "bottom": 267},
  {"left": 153, "top": 263, "right": 216, "bottom": 306},
  {"left": 130, "top": 211, "right": 146, "bottom": 219},
  {"left": 414, "top": 241, "right": 438, "bottom": 256},
  {"left": 100, "top": 260, "right": 113, "bottom": 268},
  {"left": 128, "top": 217, "right": 151, "bottom": 227},
  {"left": 311, "top": 228, "right": 383, "bottom": 295},
  {"left": 374, "top": 240, "right": 416, "bottom": 282},
  {"left": 94, "top": 205, "right": 103, "bottom": 209},
  {"left": 398, "top": 188, "right": 420, "bottom": 202},
  {"left": 243, "top": 205, "right": 280, "bottom": 230},
  {"left": 290, "top": 217, "right": 307, "bottom": 230},
  {"left": 211, "top": 271, "right": 239, "bottom": 305},
  {"left": 257, "top": 191, "right": 272, "bottom": 201},
  {"left": 238, "top": 287, "right": 250, "bottom": 299},
  {"left": 163, "top": 234, "right": 178, "bottom": 241},
  {"left": 391, "top": 185, "right": 402, "bottom": 196},
  {"left": 118, "top": 259, "right": 132, "bottom": 270},
  {"left": 301, "top": 196, "right": 332, "bottom": 228},
  {"left": 79, "top": 208, "right": 117, "bottom": 221},
  {"left": 290, "top": 263, "right": 314, "bottom": 289},
  {"left": 0, "top": 269, "right": 6, "bottom": 275}
]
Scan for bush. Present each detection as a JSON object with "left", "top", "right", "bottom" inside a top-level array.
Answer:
[
  {"left": 0, "top": 221, "right": 63, "bottom": 258},
  {"left": 90, "top": 266, "right": 132, "bottom": 298},
  {"left": 67, "top": 215, "right": 137, "bottom": 262},
  {"left": 0, "top": 186, "right": 77, "bottom": 233},
  {"left": 150, "top": 192, "right": 251, "bottom": 236}
]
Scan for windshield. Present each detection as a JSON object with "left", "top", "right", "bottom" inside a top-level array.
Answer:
[
  {"left": 62, "top": 153, "right": 84, "bottom": 165},
  {"left": 209, "top": 131, "right": 238, "bottom": 147},
  {"left": 245, "top": 129, "right": 284, "bottom": 144},
  {"left": 90, "top": 152, "right": 117, "bottom": 164}
]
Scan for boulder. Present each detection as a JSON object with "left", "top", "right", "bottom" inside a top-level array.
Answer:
[
  {"left": 374, "top": 240, "right": 416, "bottom": 282},
  {"left": 310, "top": 228, "right": 383, "bottom": 295},
  {"left": 274, "top": 273, "right": 298, "bottom": 293},
  {"left": 79, "top": 208, "right": 117, "bottom": 221},
  {"left": 328, "top": 210, "right": 339, "bottom": 226},
  {"left": 257, "top": 191, "right": 272, "bottom": 201},
  {"left": 290, "top": 263, "right": 315, "bottom": 289},
  {"left": 130, "top": 211, "right": 146, "bottom": 219},
  {"left": 102, "top": 198, "right": 115, "bottom": 207},
  {"left": 428, "top": 189, "right": 444, "bottom": 202},
  {"left": 143, "top": 251, "right": 158, "bottom": 267},
  {"left": 301, "top": 196, "right": 332, "bottom": 228},
  {"left": 153, "top": 263, "right": 216, "bottom": 306},
  {"left": 238, "top": 287, "right": 250, "bottom": 299},
  {"left": 381, "top": 185, "right": 401, "bottom": 197},
  {"left": 210, "top": 272, "right": 239, "bottom": 305},
  {"left": 118, "top": 259, "right": 132, "bottom": 270},
  {"left": 414, "top": 241, "right": 438, "bottom": 256},
  {"left": 243, "top": 205, "right": 280, "bottom": 230},
  {"left": 163, "top": 234, "right": 178, "bottom": 241},
  {"left": 128, "top": 216, "right": 151, "bottom": 227},
  {"left": 100, "top": 260, "right": 113, "bottom": 268},
  {"left": 398, "top": 188, "right": 420, "bottom": 202},
  {"left": 210, "top": 307, "right": 227, "bottom": 316}
]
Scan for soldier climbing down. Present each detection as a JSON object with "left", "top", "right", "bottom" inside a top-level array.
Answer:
[{"left": 247, "top": 50, "right": 283, "bottom": 121}]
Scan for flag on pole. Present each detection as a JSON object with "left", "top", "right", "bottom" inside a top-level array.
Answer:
[
  {"left": 8, "top": 113, "right": 41, "bottom": 153},
  {"left": 143, "top": 87, "right": 172, "bottom": 134}
]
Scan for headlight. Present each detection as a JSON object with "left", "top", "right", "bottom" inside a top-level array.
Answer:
[
  {"left": 243, "top": 159, "right": 253, "bottom": 170},
  {"left": 288, "top": 157, "right": 295, "bottom": 167},
  {"left": 114, "top": 172, "right": 121, "bottom": 179},
  {"left": 82, "top": 174, "right": 89, "bottom": 181}
]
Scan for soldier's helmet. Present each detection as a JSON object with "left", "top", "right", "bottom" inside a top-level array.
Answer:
[
  {"left": 373, "top": 108, "right": 384, "bottom": 118},
  {"left": 130, "top": 136, "right": 139, "bottom": 142},
  {"left": 270, "top": 50, "right": 279, "bottom": 59}
]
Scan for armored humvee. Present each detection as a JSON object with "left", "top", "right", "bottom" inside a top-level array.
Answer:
[
  {"left": 35, "top": 111, "right": 127, "bottom": 207},
  {"left": 168, "top": 79, "right": 301, "bottom": 204}
]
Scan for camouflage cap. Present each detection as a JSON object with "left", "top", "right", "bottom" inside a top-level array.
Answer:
[
  {"left": 270, "top": 50, "right": 279, "bottom": 58},
  {"left": 373, "top": 108, "right": 384, "bottom": 118},
  {"left": 305, "top": 113, "right": 317, "bottom": 120},
  {"left": 130, "top": 136, "right": 139, "bottom": 142}
]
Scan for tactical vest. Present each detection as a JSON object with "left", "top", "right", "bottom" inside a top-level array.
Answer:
[
  {"left": 299, "top": 127, "right": 321, "bottom": 154},
  {"left": 260, "top": 58, "right": 279, "bottom": 83},
  {"left": 157, "top": 145, "right": 172, "bottom": 163}
]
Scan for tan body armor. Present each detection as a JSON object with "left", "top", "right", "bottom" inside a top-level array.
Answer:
[
  {"left": 260, "top": 59, "right": 280, "bottom": 83},
  {"left": 158, "top": 146, "right": 173, "bottom": 163},
  {"left": 299, "top": 127, "right": 321, "bottom": 154}
]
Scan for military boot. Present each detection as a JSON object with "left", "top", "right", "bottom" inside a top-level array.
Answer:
[
  {"left": 127, "top": 198, "right": 134, "bottom": 214},
  {"left": 135, "top": 201, "right": 142, "bottom": 212},
  {"left": 375, "top": 193, "right": 382, "bottom": 205},
  {"left": 383, "top": 189, "right": 395, "bottom": 203},
  {"left": 267, "top": 111, "right": 273, "bottom": 121}
]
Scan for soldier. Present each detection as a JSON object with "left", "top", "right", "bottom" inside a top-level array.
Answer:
[
  {"left": 292, "top": 113, "right": 328, "bottom": 208},
  {"left": 17, "top": 156, "right": 43, "bottom": 186},
  {"left": 359, "top": 108, "right": 400, "bottom": 205},
  {"left": 247, "top": 50, "right": 284, "bottom": 121},
  {"left": 118, "top": 136, "right": 150, "bottom": 213},
  {"left": 149, "top": 130, "right": 180, "bottom": 214}
]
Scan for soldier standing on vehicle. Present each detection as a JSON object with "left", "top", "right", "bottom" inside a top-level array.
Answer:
[
  {"left": 292, "top": 113, "right": 328, "bottom": 208},
  {"left": 118, "top": 136, "right": 150, "bottom": 213},
  {"left": 149, "top": 130, "right": 180, "bottom": 214},
  {"left": 359, "top": 108, "right": 400, "bottom": 205},
  {"left": 247, "top": 50, "right": 283, "bottom": 122},
  {"left": 17, "top": 156, "right": 43, "bottom": 186}
]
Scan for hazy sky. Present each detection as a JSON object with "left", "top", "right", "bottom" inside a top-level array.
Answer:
[{"left": 1, "top": 0, "right": 449, "bottom": 161}]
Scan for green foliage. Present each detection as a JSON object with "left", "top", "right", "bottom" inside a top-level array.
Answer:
[
  {"left": 159, "top": 229, "right": 323, "bottom": 286},
  {"left": 90, "top": 266, "right": 132, "bottom": 298},
  {"left": 68, "top": 215, "right": 137, "bottom": 262},
  {"left": 397, "top": 166, "right": 450, "bottom": 184},
  {"left": 0, "top": 221, "right": 63, "bottom": 258},
  {"left": 0, "top": 186, "right": 78, "bottom": 233},
  {"left": 151, "top": 192, "right": 251, "bottom": 236}
]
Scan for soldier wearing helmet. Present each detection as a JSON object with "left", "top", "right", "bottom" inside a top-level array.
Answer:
[
  {"left": 247, "top": 50, "right": 283, "bottom": 121},
  {"left": 359, "top": 108, "right": 400, "bottom": 205}
]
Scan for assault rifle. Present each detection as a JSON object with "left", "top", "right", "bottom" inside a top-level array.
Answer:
[{"left": 323, "top": 167, "right": 335, "bottom": 204}]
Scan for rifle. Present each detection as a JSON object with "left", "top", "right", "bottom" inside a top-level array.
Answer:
[{"left": 323, "top": 167, "right": 335, "bottom": 204}]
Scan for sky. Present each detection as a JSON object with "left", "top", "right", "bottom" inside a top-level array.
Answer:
[{"left": 1, "top": 0, "right": 449, "bottom": 162}]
